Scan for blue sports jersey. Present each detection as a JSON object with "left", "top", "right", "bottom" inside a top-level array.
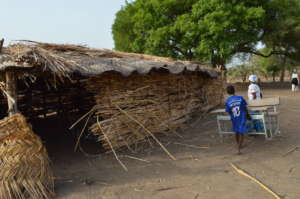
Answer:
[{"left": 225, "top": 95, "right": 248, "bottom": 134}]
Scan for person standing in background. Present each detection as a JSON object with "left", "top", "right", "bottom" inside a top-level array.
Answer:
[
  {"left": 248, "top": 75, "right": 262, "bottom": 100},
  {"left": 291, "top": 70, "right": 299, "bottom": 91},
  {"left": 247, "top": 75, "right": 264, "bottom": 133}
]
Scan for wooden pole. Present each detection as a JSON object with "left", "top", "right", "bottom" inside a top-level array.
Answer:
[
  {"left": 0, "top": 39, "right": 4, "bottom": 53},
  {"left": 6, "top": 71, "right": 18, "bottom": 116}
]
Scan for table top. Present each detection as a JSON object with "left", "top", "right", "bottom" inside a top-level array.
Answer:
[
  {"left": 210, "top": 106, "right": 269, "bottom": 114},
  {"left": 247, "top": 97, "right": 280, "bottom": 107},
  {"left": 210, "top": 97, "right": 280, "bottom": 114}
]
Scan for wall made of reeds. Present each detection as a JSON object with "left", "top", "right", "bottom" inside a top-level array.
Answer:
[{"left": 86, "top": 71, "right": 223, "bottom": 152}]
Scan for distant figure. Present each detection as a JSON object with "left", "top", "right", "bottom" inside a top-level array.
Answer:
[
  {"left": 247, "top": 75, "right": 264, "bottom": 133},
  {"left": 248, "top": 75, "right": 262, "bottom": 100},
  {"left": 291, "top": 70, "right": 299, "bottom": 91},
  {"left": 225, "top": 85, "right": 251, "bottom": 155}
]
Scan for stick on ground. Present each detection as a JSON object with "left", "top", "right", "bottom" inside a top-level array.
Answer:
[
  {"left": 283, "top": 146, "right": 299, "bottom": 157},
  {"left": 230, "top": 163, "right": 281, "bottom": 199},
  {"left": 194, "top": 193, "right": 200, "bottom": 199},
  {"left": 174, "top": 142, "right": 209, "bottom": 149},
  {"left": 122, "top": 155, "right": 151, "bottom": 163}
]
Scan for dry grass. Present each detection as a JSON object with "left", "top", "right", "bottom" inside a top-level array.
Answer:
[
  {"left": 86, "top": 73, "right": 223, "bottom": 154},
  {"left": 1, "top": 41, "right": 216, "bottom": 80},
  {"left": 11, "top": 40, "right": 175, "bottom": 61},
  {"left": 0, "top": 114, "right": 54, "bottom": 199},
  {"left": 6, "top": 43, "right": 82, "bottom": 79}
]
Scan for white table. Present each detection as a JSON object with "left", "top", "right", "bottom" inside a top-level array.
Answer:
[{"left": 211, "top": 97, "right": 280, "bottom": 140}]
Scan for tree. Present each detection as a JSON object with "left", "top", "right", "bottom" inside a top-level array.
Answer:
[
  {"left": 250, "top": 49, "right": 282, "bottom": 82},
  {"left": 112, "top": 0, "right": 300, "bottom": 68},
  {"left": 227, "top": 65, "right": 251, "bottom": 82},
  {"left": 112, "top": 1, "right": 138, "bottom": 52},
  {"left": 191, "top": 0, "right": 267, "bottom": 67},
  {"left": 262, "top": 0, "right": 300, "bottom": 81},
  {"left": 227, "top": 63, "right": 267, "bottom": 82},
  {"left": 113, "top": 0, "right": 199, "bottom": 58}
]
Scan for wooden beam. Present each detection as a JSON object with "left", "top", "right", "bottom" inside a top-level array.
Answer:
[
  {"left": 0, "top": 39, "right": 4, "bottom": 53},
  {"left": 6, "top": 71, "right": 19, "bottom": 116}
]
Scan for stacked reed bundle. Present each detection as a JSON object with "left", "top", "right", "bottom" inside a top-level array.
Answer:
[
  {"left": 0, "top": 114, "right": 54, "bottom": 199},
  {"left": 87, "top": 72, "right": 223, "bottom": 153}
]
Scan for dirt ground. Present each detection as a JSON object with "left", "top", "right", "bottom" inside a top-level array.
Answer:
[{"left": 49, "top": 88, "right": 300, "bottom": 199}]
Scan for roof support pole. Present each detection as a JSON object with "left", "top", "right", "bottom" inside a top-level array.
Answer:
[
  {"left": 5, "top": 71, "right": 18, "bottom": 116},
  {"left": 0, "top": 38, "right": 4, "bottom": 52}
]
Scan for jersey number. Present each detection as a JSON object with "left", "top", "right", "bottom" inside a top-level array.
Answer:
[{"left": 232, "top": 107, "right": 240, "bottom": 117}]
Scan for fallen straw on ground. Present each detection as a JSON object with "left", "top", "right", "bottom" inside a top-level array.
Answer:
[
  {"left": 283, "top": 146, "right": 299, "bottom": 156},
  {"left": 230, "top": 163, "right": 281, "bottom": 199},
  {"left": 121, "top": 155, "right": 151, "bottom": 163},
  {"left": 173, "top": 142, "right": 209, "bottom": 149}
]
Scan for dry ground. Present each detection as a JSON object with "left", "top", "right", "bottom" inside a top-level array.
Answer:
[{"left": 50, "top": 88, "right": 300, "bottom": 199}]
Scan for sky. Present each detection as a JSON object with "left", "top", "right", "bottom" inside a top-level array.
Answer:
[{"left": 0, "top": 0, "right": 126, "bottom": 49}]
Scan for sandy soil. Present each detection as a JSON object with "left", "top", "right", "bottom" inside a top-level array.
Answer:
[{"left": 49, "top": 89, "right": 300, "bottom": 199}]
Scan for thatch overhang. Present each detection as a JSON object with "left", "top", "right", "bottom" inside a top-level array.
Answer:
[{"left": 0, "top": 41, "right": 219, "bottom": 78}]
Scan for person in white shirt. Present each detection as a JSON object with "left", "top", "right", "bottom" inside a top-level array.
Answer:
[
  {"left": 291, "top": 70, "right": 299, "bottom": 91},
  {"left": 248, "top": 75, "right": 262, "bottom": 100},
  {"left": 247, "top": 75, "right": 264, "bottom": 133}
]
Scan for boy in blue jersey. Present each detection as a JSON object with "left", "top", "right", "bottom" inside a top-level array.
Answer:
[{"left": 225, "top": 85, "right": 251, "bottom": 154}]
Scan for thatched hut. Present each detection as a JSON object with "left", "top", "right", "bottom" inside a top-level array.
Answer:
[
  {"left": 0, "top": 40, "right": 223, "bottom": 150},
  {"left": 0, "top": 40, "right": 223, "bottom": 197}
]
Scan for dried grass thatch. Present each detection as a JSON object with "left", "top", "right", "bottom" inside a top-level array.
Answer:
[
  {"left": 0, "top": 114, "right": 54, "bottom": 199},
  {"left": 0, "top": 41, "right": 218, "bottom": 79},
  {"left": 86, "top": 72, "right": 223, "bottom": 155}
]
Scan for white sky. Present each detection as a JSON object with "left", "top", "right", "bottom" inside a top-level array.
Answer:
[{"left": 0, "top": 0, "right": 126, "bottom": 49}]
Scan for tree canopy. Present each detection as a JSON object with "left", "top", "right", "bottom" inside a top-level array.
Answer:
[
  {"left": 228, "top": 47, "right": 300, "bottom": 82},
  {"left": 112, "top": 0, "right": 300, "bottom": 67}
]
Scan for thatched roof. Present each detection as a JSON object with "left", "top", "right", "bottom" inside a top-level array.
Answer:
[{"left": 0, "top": 41, "right": 218, "bottom": 78}]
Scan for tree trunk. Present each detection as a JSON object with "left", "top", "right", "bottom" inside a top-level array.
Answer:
[
  {"left": 280, "top": 56, "right": 287, "bottom": 82},
  {"left": 242, "top": 76, "right": 246, "bottom": 82},
  {"left": 6, "top": 71, "right": 18, "bottom": 116},
  {"left": 219, "top": 64, "right": 227, "bottom": 82},
  {"left": 272, "top": 73, "right": 276, "bottom": 82}
]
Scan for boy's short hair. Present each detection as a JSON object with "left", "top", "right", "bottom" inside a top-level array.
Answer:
[{"left": 226, "top": 85, "right": 235, "bottom": 95}]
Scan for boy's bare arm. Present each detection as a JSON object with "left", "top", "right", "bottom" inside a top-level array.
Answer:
[{"left": 245, "top": 108, "right": 252, "bottom": 120}]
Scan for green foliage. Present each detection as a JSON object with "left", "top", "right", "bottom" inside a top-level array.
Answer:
[
  {"left": 112, "top": 1, "right": 138, "bottom": 52},
  {"left": 191, "top": 0, "right": 266, "bottom": 65},
  {"left": 250, "top": 48, "right": 282, "bottom": 81},
  {"left": 227, "top": 64, "right": 265, "bottom": 82},
  {"left": 227, "top": 65, "right": 251, "bottom": 82},
  {"left": 263, "top": 0, "right": 300, "bottom": 53},
  {"left": 112, "top": 0, "right": 300, "bottom": 67}
]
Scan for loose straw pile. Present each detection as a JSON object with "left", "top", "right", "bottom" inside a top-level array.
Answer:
[{"left": 0, "top": 114, "right": 54, "bottom": 199}]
